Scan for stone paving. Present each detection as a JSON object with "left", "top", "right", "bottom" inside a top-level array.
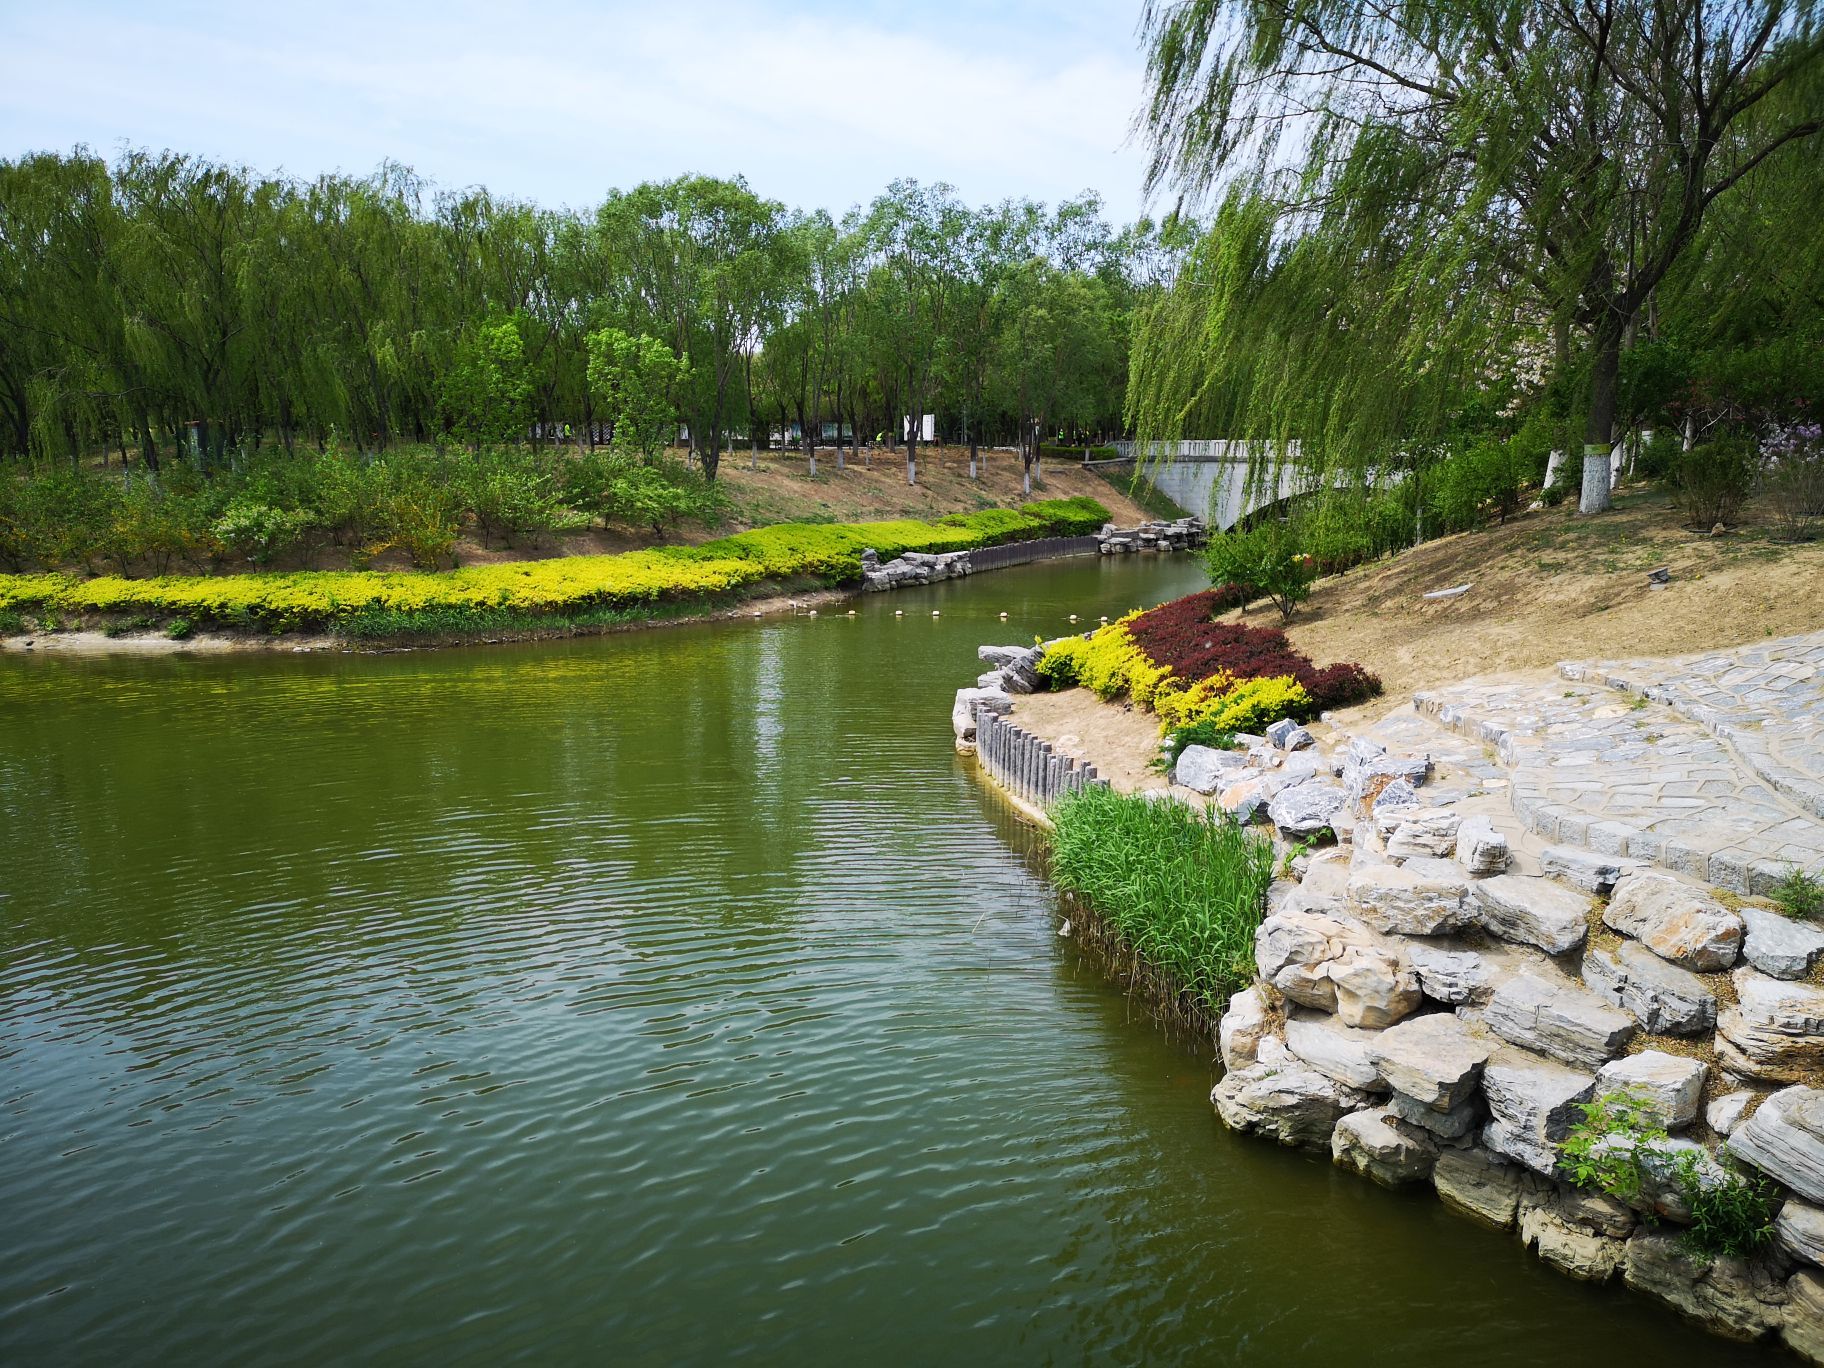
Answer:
[
  {"left": 1560, "top": 630, "right": 1824, "bottom": 822},
  {"left": 1404, "top": 633, "right": 1824, "bottom": 895}
]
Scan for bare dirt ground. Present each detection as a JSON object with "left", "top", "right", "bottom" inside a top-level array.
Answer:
[{"left": 1253, "top": 485, "right": 1824, "bottom": 724}]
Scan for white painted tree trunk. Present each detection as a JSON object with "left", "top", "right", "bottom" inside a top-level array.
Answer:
[{"left": 1579, "top": 443, "right": 1613, "bottom": 515}]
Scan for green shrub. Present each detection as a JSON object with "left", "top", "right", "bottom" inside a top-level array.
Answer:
[
  {"left": 1204, "top": 519, "right": 1316, "bottom": 621},
  {"left": 1766, "top": 445, "right": 1824, "bottom": 543},
  {"left": 165, "top": 616, "right": 193, "bottom": 640},
  {"left": 1049, "top": 786, "right": 1276, "bottom": 1008},
  {"left": 1637, "top": 428, "right": 1684, "bottom": 483},
  {"left": 1775, "top": 867, "right": 1824, "bottom": 920},
  {"left": 465, "top": 448, "right": 587, "bottom": 546},
  {"left": 213, "top": 497, "right": 316, "bottom": 565},
  {"left": 1675, "top": 437, "right": 1761, "bottom": 529},
  {"left": 0, "top": 607, "right": 22, "bottom": 635},
  {"left": 1561, "top": 1090, "right": 1778, "bottom": 1259}
]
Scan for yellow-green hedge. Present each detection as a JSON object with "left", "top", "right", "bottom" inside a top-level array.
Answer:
[{"left": 0, "top": 497, "right": 1109, "bottom": 633}]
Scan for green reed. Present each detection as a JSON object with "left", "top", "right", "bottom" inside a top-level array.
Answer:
[{"left": 1049, "top": 786, "right": 1276, "bottom": 1011}]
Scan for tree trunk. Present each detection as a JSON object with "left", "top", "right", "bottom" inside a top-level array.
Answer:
[
  {"left": 1580, "top": 313, "right": 1624, "bottom": 515},
  {"left": 905, "top": 405, "right": 918, "bottom": 487}
]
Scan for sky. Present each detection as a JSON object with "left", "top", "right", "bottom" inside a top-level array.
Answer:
[{"left": 0, "top": 0, "right": 1160, "bottom": 222}]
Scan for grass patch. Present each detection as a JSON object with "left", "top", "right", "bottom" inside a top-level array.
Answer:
[
  {"left": 0, "top": 608, "right": 23, "bottom": 636},
  {"left": 1089, "top": 463, "right": 1194, "bottom": 523},
  {"left": 1049, "top": 786, "right": 1276, "bottom": 1010}
]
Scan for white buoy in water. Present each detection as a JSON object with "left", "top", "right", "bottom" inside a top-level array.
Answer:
[
  {"left": 999, "top": 611, "right": 1008, "bottom": 619},
  {"left": 932, "top": 610, "right": 940, "bottom": 618},
  {"left": 1069, "top": 614, "right": 1079, "bottom": 623},
  {"left": 847, "top": 609, "right": 856, "bottom": 617},
  {"left": 1099, "top": 615, "right": 1108, "bottom": 624},
  {"left": 895, "top": 609, "right": 903, "bottom": 617},
  {"left": 808, "top": 609, "right": 817, "bottom": 617}
]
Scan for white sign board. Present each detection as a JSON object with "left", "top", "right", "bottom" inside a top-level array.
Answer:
[{"left": 902, "top": 414, "right": 935, "bottom": 442}]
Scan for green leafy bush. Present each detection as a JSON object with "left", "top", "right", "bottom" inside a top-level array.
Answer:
[
  {"left": 1766, "top": 444, "right": 1824, "bottom": 543},
  {"left": 1675, "top": 437, "right": 1761, "bottom": 529},
  {"left": 213, "top": 498, "right": 316, "bottom": 565},
  {"left": 1561, "top": 1090, "right": 1778, "bottom": 1258},
  {"left": 1203, "top": 519, "right": 1316, "bottom": 621},
  {"left": 1775, "top": 867, "right": 1824, "bottom": 919}
]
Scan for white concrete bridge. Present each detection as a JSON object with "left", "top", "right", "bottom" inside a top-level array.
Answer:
[{"left": 1107, "top": 440, "right": 1315, "bottom": 531}]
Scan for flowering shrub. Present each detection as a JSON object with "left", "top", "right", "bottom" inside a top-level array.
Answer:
[
  {"left": 1038, "top": 612, "right": 1174, "bottom": 702},
  {"left": 1036, "top": 587, "right": 1379, "bottom": 743},
  {"left": 1128, "top": 603, "right": 1380, "bottom": 712}
]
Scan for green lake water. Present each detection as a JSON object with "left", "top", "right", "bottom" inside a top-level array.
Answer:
[{"left": 0, "top": 554, "right": 1776, "bottom": 1364}]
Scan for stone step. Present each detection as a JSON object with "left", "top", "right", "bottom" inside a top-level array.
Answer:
[
  {"left": 1409, "top": 674, "right": 1824, "bottom": 896},
  {"left": 1557, "top": 629, "right": 1824, "bottom": 823}
]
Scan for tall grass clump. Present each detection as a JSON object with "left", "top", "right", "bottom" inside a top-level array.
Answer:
[{"left": 1049, "top": 787, "right": 1276, "bottom": 1011}]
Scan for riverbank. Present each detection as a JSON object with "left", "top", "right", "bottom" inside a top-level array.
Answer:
[
  {"left": 956, "top": 609, "right": 1824, "bottom": 1359},
  {"left": 0, "top": 498, "right": 1111, "bottom": 653}
]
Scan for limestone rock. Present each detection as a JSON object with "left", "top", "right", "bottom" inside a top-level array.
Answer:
[
  {"left": 1371, "top": 778, "right": 1420, "bottom": 826},
  {"left": 1266, "top": 780, "right": 1349, "bottom": 839},
  {"left": 1730, "top": 1087, "right": 1824, "bottom": 1203},
  {"left": 1742, "top": 906, "right": 1824, "bottom": 981},
  {"left": 1470, "top": 874, "right": 1591, "bottom": 955},
  {"left": 1787, "top": 1270, "right": 1824, "bottom": 1365},
  {"left": 1454, "top": 816, "right": 1510, "bottom": 875},
  {"left": 1605, "top": 871, "right": 1744, "bottom": 972},
  {"left": 1345, "top": 752, "right": 1432, "bottom": 801},
  {"left": 951, "top": 686, "right": 1011, "bottom": 741},
  {"left": 1519, "top": 1201, "right": 1629, "bottom": 1283},
  {"left": 1709, "top": 1091, "right": 1758, "bottom": 1138},
  {"left": 1623, "top": 1229, "right": 1789, "bottom": 1341},
  {"left": 1407, "top": 944, "right": 1493, "bottom": 1007},
  {"left": 1780, "top": 1201, "right": 1824, "bottom": 1267},
  {"left": 1597, "top": 1051, "right": 1707, "bottom": 1130},
  {"left": 1172, "top": 743, "right": 1247, "bottom": 794},
  {"left": 1366, "top": 1012, "right": 1491, "bottom": 1113},
  {"left": 1219, "top": 986, "right": 1275, "bottom": 1072},
  {"left": 1284, "top": 1011, "right": 1386, "bottom": 1090},
  {"left": 1718, "top": 971, "right": 1824, "bottom": 1083},
  {"left": 1483, "top": 972, "right": 1638, "bottom": 1070},
  {"left": 1387, "top": 1089, "right": 1480, "bottom": 1138},
  {"left": 1211, "top": 1061, "right": 1371, "bottom": 1150},
  {"left": 1254, "top": 908, "right": 1422, "bottom": 1029},
  {"left": 1346, "top": 861, "right": 1471, "bottom": 937},
  {"left": 1298, "top": 848, "right": 1354, "bottom": 902},
  {"left": 1481, "top": 1051, "right": 1597, "bottom": 1175},
  {"left": 1582, "top": 939, "right": 1717, "bottom": 1036},
  {"left": 1384, "top": 808, "right": 1463, "bottom": 860},
  {"left": 1432, "top": 1147, "right": 1525, "bottom": 1230},
  {"left": 1217, "top": 776, "right": 1274, "bottom": 823},
  {"left": 976, "top": 644, "right": 1035, "bottom": 669},
  {"left": 1331, "top": 1106, "right": 1439, "bottom": 1187},
  {"left": 1265, "top": 718, "right": 1315, "bottom": 750},
  {"left": 1540, "top": 844, "right": 1635, "bottom": 895}
]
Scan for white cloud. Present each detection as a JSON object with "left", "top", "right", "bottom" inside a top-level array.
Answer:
[{"left": 0, "top": 0, "right": 1157, "bottom": 219}]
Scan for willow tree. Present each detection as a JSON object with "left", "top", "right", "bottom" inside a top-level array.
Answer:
[{"left": 1132, "top": 0, "right": 1824, "bottom": 513}]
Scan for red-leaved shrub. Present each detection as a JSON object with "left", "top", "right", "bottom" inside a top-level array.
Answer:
[{"left": 1127, "top": 592, "right": 1381, "bottom": 713}]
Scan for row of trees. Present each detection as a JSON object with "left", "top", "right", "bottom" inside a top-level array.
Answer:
[
  {"left": 1128, "top": 0, "right": 1824, "bottom": 515},
  {"left": 0, "top": 150, "right": 1190, "bottom": 485}
]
